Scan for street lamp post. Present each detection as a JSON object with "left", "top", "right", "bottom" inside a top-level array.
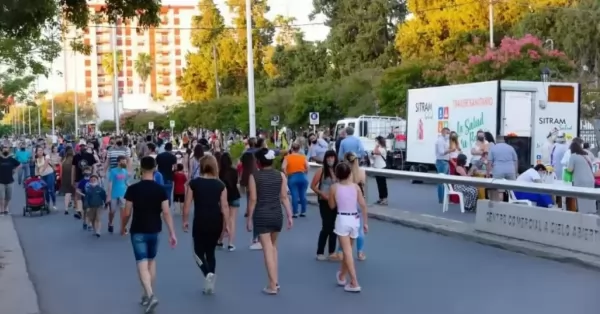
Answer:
[
  {"left": 541, "top": 67, "right": 551, "bottom": 82},
  {"left": 28, "top": 107, "right": 31, "bottom": 134},
  {"left": 245, "top": 0, "right": 256, "bottom": 137},
  {"left": 111, "top": 23, "right": 120, "bottom": 135},
  {"left": 51, "top": 94, "right": 55, "bottom": 137},
  {"left": 488, "top": 0, "right": 494, "bottom": 48},
  {"left": 37, "top": 106, "right": 41, "bottom": 136}
]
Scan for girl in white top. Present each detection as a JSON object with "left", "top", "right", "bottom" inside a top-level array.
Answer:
[
  {"left": 329, "top": 162, "right": 368, "bottom": 293},
  {"left": 372, "top": 136, "right": 388, "bottom": 205}
]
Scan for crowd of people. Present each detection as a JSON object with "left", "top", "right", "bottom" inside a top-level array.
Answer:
[
  {"left": 434, "top": 127, "right": 600, "bottom": 213},
  {"left": 0, "top": 128, "right": 373, "bottom": 313}
]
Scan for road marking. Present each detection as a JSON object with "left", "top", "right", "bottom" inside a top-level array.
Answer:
[{"left": 420, "top": 214, "right": 464, "bottom": 224}]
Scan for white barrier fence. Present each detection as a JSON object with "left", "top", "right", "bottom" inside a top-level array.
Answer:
[
  {"left": 308, "top": 162, "right": 600, "bottom": 256},
  {"left": 307, "top": 162, "right": 600, "bottom": 200}
]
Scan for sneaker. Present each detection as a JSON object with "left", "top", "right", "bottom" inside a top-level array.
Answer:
[
  {"left": 74, "top": 212, "right": 82, "bottom": 220},
  {"left": 316, "top": 254, "right": 327, "bottom": 261},
  {"left": 87, "top": 225, "right": 93, "bottom": 231},
  {"left": 208, "top": 273, "right": 217, "bottom": 293},
  {"left": 292, "top": 215, "right": 298, "bottom": 219},
  {"left": 94, "top": 233, "right": 101, "bottom": 238},
  {"left": 204, "top": 273, "right": 215, "bottom": 294},
  {"left": 299, "top": 213, "right": 306, "bottom": 217},
  {"left": 140, "top": 295, "right": 150, "bottom": 306},
  {"left": 249, "top": 242, "right": 262, "bottom": 250},
  {"left": 344, "top": 283, "right": 361, "bottom": 293},
  {"left": 64, "top": 210, "right": 69, "bottom": 215},
  {"left": 82, "top": 223, "right": 88, "bottom": 230},
  {"left": 216, "top": 242, "right": 224, "bottom": 249},
  {"left": 228, "top": 245, "right": 236, "bottom": 252},
  {"left": 108, "top": 225, "right": 114, "bottom": 234},
  {"left": 144, "top": 295, "right": 158, "bottom": 313}
]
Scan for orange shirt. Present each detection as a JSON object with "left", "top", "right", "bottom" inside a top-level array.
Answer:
[{"left": 285, "top": 153, "right": 307, "bottom": 175}]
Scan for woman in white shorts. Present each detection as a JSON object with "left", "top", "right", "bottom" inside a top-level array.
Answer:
[{"left": 328, "top": 162, "right": 368, "bottom": 293}]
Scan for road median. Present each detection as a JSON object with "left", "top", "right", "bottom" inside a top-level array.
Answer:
[
  {"left": 306, "top": 195, "right": 600, "bottom": 270},
  {"left": 0, "top": 216, "right": 41, "bottom": 314}
]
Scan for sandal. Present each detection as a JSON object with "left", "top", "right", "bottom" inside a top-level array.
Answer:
[
  {"left": 328, "top": 254, "right": 340, "bottom": 261},
  {"left": 357, "top": 252, "right": 367, "bottom": 261}
]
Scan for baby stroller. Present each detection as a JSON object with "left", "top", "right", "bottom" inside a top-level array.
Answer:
[{"left": 23, "top": 176, "right": 49, "bottom": 216}]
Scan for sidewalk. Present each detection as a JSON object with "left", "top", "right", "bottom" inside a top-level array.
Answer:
[
  {"left": 0, "top": 216, "right": 40, "bottom": 314},
  {"left": 306, "top": 195, "right": 600, "bottom": 270}
]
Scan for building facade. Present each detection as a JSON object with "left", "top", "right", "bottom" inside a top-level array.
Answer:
[{"left": 62, "top": 1, "right": 195, "bottom": 108}]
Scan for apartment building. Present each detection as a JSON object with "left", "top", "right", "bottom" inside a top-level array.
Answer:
[{"left": 62, "top": 1, "right": 195, "bottom": 105}]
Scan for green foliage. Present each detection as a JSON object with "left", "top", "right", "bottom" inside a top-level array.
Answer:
[
  {"left": 229, "top": 142, "right": 245, "bottom": 162},
  {"left": 0, "top": 124, "right": 12, "bottom": 137},
  {"left": 98, "top": 120, "right": 116, "bottom": 133}
]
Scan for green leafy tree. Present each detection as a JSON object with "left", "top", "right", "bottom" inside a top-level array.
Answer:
[
  {"left": 134, "top": 53, "right": 153, "bottom": 93},
  {"left": 101, "top": 51, "right": 123, "bottom": 77},
  {"left": 41, "top": 92, "right": 98, "bottom": 132},
  {"left": 312, "top": 0, "right": 407, "bottom": 77},
  {"left": 98, "top": 120, "right": 116, "bottom": 133}
]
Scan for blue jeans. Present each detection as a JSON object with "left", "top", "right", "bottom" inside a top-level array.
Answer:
[
  {"left": 130, "top": 233, "right": 159, "bottom": 262},
  {"left": 42, "top": 172, "right": 56, "bottom": 205},
  {"left": 288, "top": 172, "right": 308, "bottom": 215},
  {"left": 163, "top": 180, "right": 173, "bottom": 205},
  {"left": 17, "top": 163, "right": 30, "bottom": 185},
  {"left": 436, "top": 159, "right": 450, "bottom": 203}
]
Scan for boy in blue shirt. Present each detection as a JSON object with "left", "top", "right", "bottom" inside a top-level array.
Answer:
[
  {"left": 107, "top": 156, "right": 129, "bottom": 234},
  {"left": 84, "top": 174, "right": 107, "bottom": 237},
  {"left": 77, "top": 167, "right": 92, "bottom": 231}
]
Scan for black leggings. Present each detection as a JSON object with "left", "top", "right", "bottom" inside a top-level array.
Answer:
[
  {"left": 316, "top": 200, "right": 337, "bottom": 255},
  {"left": 193, "top": 227, "right": 222, "bottom": 276}
]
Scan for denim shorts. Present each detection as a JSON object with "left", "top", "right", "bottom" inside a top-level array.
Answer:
[
  {"left": 130, "top": 233, "right": 159, "bottom": 262},
  {"left": 229, "top": 198, "right": 241, "bottom": 207}
]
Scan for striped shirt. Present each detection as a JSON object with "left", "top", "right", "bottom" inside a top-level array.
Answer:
[{"left": 107, "top": 146, "right": 129, "bottom": 169}]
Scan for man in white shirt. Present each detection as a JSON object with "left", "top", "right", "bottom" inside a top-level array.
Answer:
[{"left": 517, "top": 164, "right": 547, "bottom": 183}]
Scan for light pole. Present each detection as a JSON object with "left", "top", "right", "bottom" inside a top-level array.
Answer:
[
  {"left": 73, "top": 53, "right": 79, "bottom": 138},
  {"left": 541, "top": 67, "right": 551, "bottom": 82},
  {"left": 50, "top": 93, "right": 55, "bottom": 137},
  {"left": 28, "top": 106, "right": 31, "bottom": 134},
  {"left": 21, "top": 106, "right": 25, "bottom": 134},
  {"left": 245, "top": 0, "right": 256, "bottom": 137},
  {"left": 37, "top": 106, "right": 41, "bottom": 136}
]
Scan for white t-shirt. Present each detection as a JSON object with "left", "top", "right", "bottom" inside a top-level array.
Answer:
[
  {"left": 471, "top": 141, "right": 487, "bottom": 162},
  {"left": 373, "top": 148, "right": 387, "bottom": 169},
  {"left": 517, "top": 168, "right": 541, "bottom": 183}
]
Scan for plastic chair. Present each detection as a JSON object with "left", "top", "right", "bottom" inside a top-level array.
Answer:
[
  {"left": 441, "top": 174, "right": 465, "bottom": 213},
  {"left": 507, "top": 190, "right": 533, "bottom": 206}
]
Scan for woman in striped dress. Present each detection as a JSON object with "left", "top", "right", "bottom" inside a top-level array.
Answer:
[{"left": 247, "top": 148, "right": 293, "bottom": 295}]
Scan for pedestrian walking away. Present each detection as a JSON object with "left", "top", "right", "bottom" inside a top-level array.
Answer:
[
  {"left": 247, "top": 148, "right": 293, "bottom": 295},
  {"left": 183, "top": 155, "right": 230, "bottom": 294},
  {"left": 122, "top": 156, "right": 177, "bottom": 313}
]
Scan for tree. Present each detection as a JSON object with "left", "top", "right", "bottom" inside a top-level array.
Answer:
[
  {"left": 396, "top": 0, "right": 575, "bottom": 61},
  {"left": 273, "top": 15, "right": 299, "bottom": 46},
  {"left": 134, "top": 53, "right": 153, "bottom": 93},
  {"left": 101, "top": 51, "right": 123, "bottom": 77},
  {"left": 177, "top": 0, "right": 227, "bottom": 101},
  {"left": 98, "top": 120, "right": 116, "bottom": 133},
  {"left": 41, "top": 92, "right": 98, "bottom": 132},
  {"left": 312, "top": 0, "right": 407, "bottom": 77},
  {"left": 268, "top": 33, "right": 329, "bottom": 88}
]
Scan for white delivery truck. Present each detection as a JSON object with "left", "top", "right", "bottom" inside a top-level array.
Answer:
[
  {"left": 406, "top": 80, "right": 581, "bottom": 172},
  {"left": 333, "top": 115, "right": 406, "bottom": 167}
]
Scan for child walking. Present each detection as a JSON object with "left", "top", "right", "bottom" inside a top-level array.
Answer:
[
  {"left": 84, "top": 174, "right": 107, "bottom": 237},
  {"left": 329, "top": 162, "right": 368, "bottom": 293},
  {"left": 172, "top": 164, "right": 186, "bottom": 215},
  {"left": 77, "top": 167, "right": 93, "bottom": 231}
]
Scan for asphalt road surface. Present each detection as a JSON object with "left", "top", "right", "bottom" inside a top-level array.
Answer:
[
  {"left": 306, "top": 168, "right": 473, "bottom": 222},
  {"left": 11, "top": 187, "right": 600, "bottom": 314}
]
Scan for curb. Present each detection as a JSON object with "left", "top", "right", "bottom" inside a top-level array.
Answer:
[
  {"left": 306, "top": 197, "right": 600, "bottom": 270},
  {"left": 0, "top": 216, "right": 41, "bottom": 314}
]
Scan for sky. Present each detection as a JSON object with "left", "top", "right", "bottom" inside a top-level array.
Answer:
[{"left": 37, "top": 0, "right": 330, "bottom": 93}]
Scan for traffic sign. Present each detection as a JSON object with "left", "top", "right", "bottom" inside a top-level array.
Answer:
[
  {"left": 170, "top": 120, "right": 175, "bottom": 128},
  {"left": 148, "top": 121, "right": 154, "bottom": 130},
  {"left": 309, "top": 112, "right": 319, "bottom": 125},
  {"left": 271, "top": 115, "right": 279, "bottom": 127}
]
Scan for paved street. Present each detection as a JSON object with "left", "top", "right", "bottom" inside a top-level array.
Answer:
[
  {"left": 9, "top": 186, "right": 600, "bottom": 314},
  {"left": 307, "top": 168, "right": 473, "bottom": 222}
]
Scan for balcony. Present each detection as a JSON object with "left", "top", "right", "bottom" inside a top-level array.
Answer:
[
  {"left": 97, "top": 36, "right": 110, "bottom": 44},
  {"left": 160, "top": 77, "right": 171, "bottom": 85},
  {"left": 160, "top": 49, "right": 169, "bottom": 55},
  {"left": 158, "top": 57, "right": 170, "bottom": 64},
  {"left": 137, "top": 40, "right": 145, "bottom": 46},
  {"left": 97, "top": 79, "right": 109, "bottom": 86}
]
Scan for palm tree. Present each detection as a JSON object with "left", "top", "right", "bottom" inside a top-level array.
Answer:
[
  {"left": 134, "top": 53, "right": 153, "bottom": 93},
  {"left": 101, "top": 51, "right": 123, "bottom": 77}
]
